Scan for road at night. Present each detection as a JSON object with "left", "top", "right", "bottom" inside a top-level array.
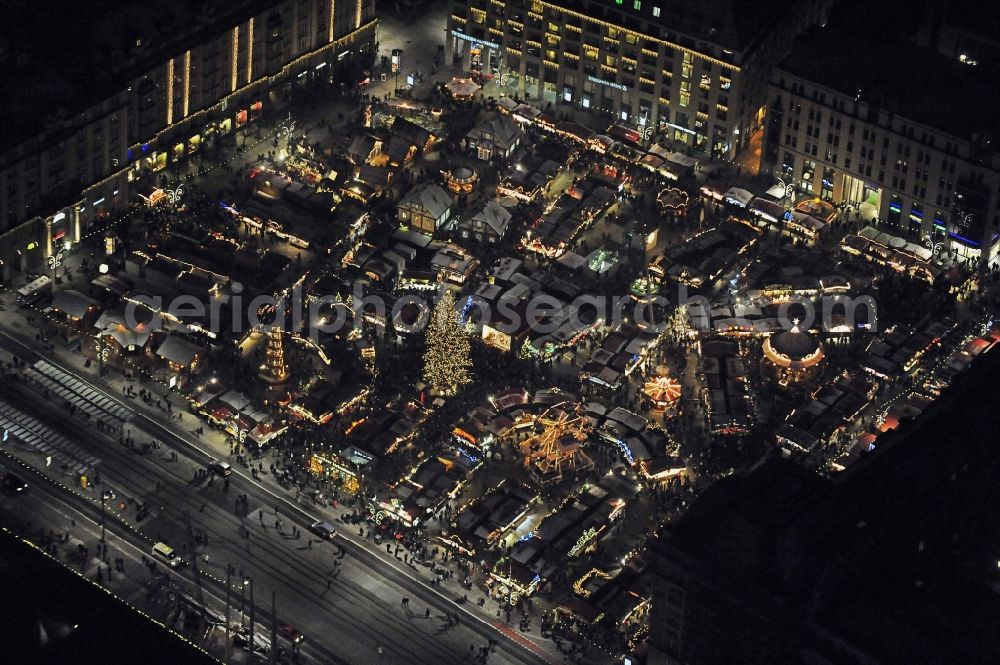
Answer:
[{"left": 0, "top": 329, "right": 557, "bottom": 665}]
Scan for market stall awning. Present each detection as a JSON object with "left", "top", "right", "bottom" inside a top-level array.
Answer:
[
  {"left": 749, "top": 197, "right": 787, "bottom": 223},
  {"left": 444, "top": 77, "right": 481, "bottom": 98},
  {"left": 723, "top": 187, "right": 754, "bottom": 207},
  {"left": 496, "top": 96, "right": 518, "bottom": 112},
  {"left": 557, "top": 122, "right": 595, "bottom": 143},
  {"left": 607, "top": 124, "right": 643, "bottom": 146}
]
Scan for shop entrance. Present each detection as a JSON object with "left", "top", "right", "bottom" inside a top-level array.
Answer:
[{"left": 843, "top": 174, "right": 881, "bottom": 207}]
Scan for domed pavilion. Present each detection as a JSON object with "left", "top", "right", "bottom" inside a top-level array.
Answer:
[{"left": 762, "top": 322, "right": 825, "bottom": 387}]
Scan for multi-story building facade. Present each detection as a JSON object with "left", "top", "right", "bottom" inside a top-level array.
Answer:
[
  {"left": 762, "top": 27, "right": 1000, "bottom": 265},
  {"left": 446, "top": 0, "right": 830, "bottom": 160},
  {"left": 0, "top": 0, "right": 376, "bottom": 281}
]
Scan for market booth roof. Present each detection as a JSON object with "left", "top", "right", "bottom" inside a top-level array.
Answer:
[
  {"left": 445, "top": 77, "right": 482, "bottom": 98},
  {"left": 723, "top": 187, "right": 754, "bottom": 207}
]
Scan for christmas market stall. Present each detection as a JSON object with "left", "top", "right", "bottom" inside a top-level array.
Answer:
[
  {"left": 373, "top": 448, "right": 482, "bottom": 528},
  {"left": 437, "top": 479, "right": 539, "bottom": 557},
  {"left": 486, "top": 479, "right": 630, "bottom": 601}
]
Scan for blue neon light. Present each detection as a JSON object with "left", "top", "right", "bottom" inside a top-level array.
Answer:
[
  {"left": 458, "top": 296, "right": 475, "bottom": 326},
  {"left": 615, "top": 438, "right": 635, "bottom": 465},
  {"left": 457, "top": 446, "right": 480, "bottom": 463},
  {"left": 947, "top": 230, "right": 981, "bottom": 247}
]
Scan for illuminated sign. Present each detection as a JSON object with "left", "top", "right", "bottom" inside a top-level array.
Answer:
[
  {"left": 450, "top": 30, "right": 499, "bottom": 50},
  {"left": 665, "top": 122, "right": 697, "bottom": 136},
  {"left": 587, "top": 75, "right": 626, "bottom": 91}
]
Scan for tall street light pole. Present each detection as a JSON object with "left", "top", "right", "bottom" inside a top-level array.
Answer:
[
  {"left": 100, "top": 494, "right": 106, "bottom": 542},
  {"left": 248, "top": 577, "right": 255, "bottom": 656},
  {"left": 391, "top": 49, "right": 403, "bottom": 95},
  {"left": 224, "top": 567, "right": 233, "bottom": 665}
]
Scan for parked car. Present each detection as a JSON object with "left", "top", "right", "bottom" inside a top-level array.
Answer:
[{"left": 309, "top": 521, "right": 337, "bottom": 540}]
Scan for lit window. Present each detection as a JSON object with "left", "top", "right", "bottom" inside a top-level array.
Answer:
[
  {"left": 679, "top": 91, "right": 690, "bottom": 107},
  {"left": 653, "top": 6, "right": 661, "bottom": 17},
  {"left": 634, "top": 0, "right": 642, "bottom": 9}
]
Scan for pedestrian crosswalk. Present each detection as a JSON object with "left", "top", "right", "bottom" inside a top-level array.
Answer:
[
  {"left": 27, "top": 360, "right": 134, "bottom": 424},
  {"left": 0, "top": 400, "right": 101, "bottom": 478}
]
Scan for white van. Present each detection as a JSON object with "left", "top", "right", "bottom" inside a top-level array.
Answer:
[{"left": 152, "top": 541, "right": 182, "bottom": 567}]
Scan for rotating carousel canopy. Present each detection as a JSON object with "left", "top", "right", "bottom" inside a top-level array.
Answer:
[
  {"left": 444, "top": 165, "right": 479, "bottom": 194},
  {"left": 445, "top": 77, "right": 482, "bottom": 99},
  {"left": 643, "top": 367, "right": 682, "bottom": 408},
  {"left": 763, "top": 324, "right": 825, "bottom": 370},
  {"left": 657, "top": 187, "right": 689, "bottom": 213}
]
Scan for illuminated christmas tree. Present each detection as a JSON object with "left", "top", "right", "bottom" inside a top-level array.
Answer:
[{"left": 422, "top": 289, "right": 472, "bottom": 395}]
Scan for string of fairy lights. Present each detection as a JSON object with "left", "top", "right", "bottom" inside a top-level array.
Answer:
[{"left": 0, "top": 450, "right": 222, "bottom": 662}]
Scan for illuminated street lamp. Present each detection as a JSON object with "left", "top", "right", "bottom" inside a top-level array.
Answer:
[
  {"left": 391, "top": 49, "right": 403, "bottom": 93},
  {"left": 278, "top": 113, "right": 296, "bottom": 148},
  {"left": 165, "top": 185, "right": 185, "bottom": 205}
]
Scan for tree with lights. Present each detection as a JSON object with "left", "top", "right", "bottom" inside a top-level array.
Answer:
[{"left": 422, "top": 288, "right": 472, "bottom": 395}]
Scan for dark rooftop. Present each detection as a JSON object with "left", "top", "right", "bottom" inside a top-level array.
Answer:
[
  {"left": 661, "top": 344, "right": 1000, "bottom": 664},
  {"left": 767, "top": 328, "right": 820, "bottom": 360},
  {"left": 0, "top": 0, "right": 280, "bottom": 150},
  {"left": 777, "top": 24, "right": 1000, "bottom": 142},
  {"left": 0, "top": 528, "right": 217, "bottom": 665}
]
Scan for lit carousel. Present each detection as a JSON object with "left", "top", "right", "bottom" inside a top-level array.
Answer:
[
  {"left": 762, "top": 323, "right": 825, "bottom": 388},
  {"left": 642, "top": 366, "right": 682, "bottom": 410},
  {"left": 657, "top": 187, "right": 689, "bottom": 218},
  {"left": 443, "top": 165, "right": 479, "bottom": 194}
]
